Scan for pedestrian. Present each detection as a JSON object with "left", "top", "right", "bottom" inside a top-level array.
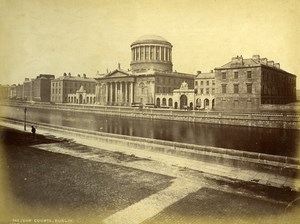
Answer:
[{"left": 31, "top": 126, "right": 36, "bottom": 135}]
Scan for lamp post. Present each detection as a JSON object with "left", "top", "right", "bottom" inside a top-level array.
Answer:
[{"left": 24, "top": 107, "right": 27, "bottom": 131}]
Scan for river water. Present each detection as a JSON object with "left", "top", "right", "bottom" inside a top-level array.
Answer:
[{"left": 1, "top": 105, "right": 300, "bottom": 157}]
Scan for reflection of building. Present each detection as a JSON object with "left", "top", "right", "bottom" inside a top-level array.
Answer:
[
  {"left": 32, "top": 74, "right": 55, "bottom": 102},
  {"left": 68, "top": 85, "right": 96, "bottom": 104},
  {"left": 51, "top": 73, "right": 96, "bottom": 103},
  {"left": 194, "top": 71, "right": 215, "bottom": 109},
  {"left": 95, "top": 35, "right": 195, "bottom": 107},
  {"left": 215, "top": 55, "right": 297, "bottom": 111}
]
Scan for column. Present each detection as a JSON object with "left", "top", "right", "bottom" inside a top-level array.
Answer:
[
  {"left": 164, "top": 47, "right": 167, "bottom": 62},
  {"left": 110, "top": 82, "right": 113, "bottom": 104},
  {"left": 106, "top": 83, "right": 109, "bottom": 104},
  {"left": 115, "top": 82, "right": 118, "bottom": 104},
  {"left": 139, "top": 46, "right": 141, "bottom": 61},
  {"left": 120, "top": 82, "right": 123, "bottom": 103},
  {"left": 130, "top": 82, "right": 134, "bottom": 104},
  {"left": 125, "top": 82, "right": 128, "bottom": 104}
]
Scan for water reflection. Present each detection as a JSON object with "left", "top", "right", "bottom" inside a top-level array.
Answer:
[{"left": 2, "top": 106, "right": 300, "bottom": 157}]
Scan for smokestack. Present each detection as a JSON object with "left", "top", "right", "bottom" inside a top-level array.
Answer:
[{"left": 83, "top": 73, "right": 86, "bottom": 78}]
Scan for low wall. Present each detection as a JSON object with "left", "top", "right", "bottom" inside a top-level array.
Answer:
[
  {"left": 2, "top": 117, "right": 299, "bottom": 178},
  {"left": 3, "top": 101, "right": 300, "bottom": 129}
]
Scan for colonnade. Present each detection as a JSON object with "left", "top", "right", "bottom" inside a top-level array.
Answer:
[
  {"left": 131, "top": 45, "right": 172, "bottom": 62},
  {"left": 105, "top": 81, "right": 134, "bottom": 105}
]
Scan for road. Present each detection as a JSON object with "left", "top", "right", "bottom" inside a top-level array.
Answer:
[{"left": 0, "top": 126, "right": 299, "bottom": 224}]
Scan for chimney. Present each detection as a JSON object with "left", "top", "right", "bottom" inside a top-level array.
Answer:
[
  {"left": 274, "top": 63, "right": 280, "bottom": 69},
  {"left": 118, "top": 63, "right": 121, "bottom": 69},
  {"left": 252, "top": 55, "right": 260, "bottom": 62},
  {"left": 77, "top": 74, "right": 80, "bottom": 77},
  {"left": 267, "top": 61, "right": 274, "bottom": 67},
  {"left": 231, "top": 55, "right": 244, "bottom": 65},
  {"left": 197, "top": 71, "right": 201, "bottom": 75},
  {"left": 211, "top": 70, "right": 214, "bottom": 73},
  {"left": 63, "top": 73, "right": 67, "bottom": 76},
  {"left": 68, "top": 72, "right": 71, "bottom": 77},
  {"left": 25, "top": 78, "right": 29, "bottom": 81},
  {"left": 83, "top": 73, "right": 86, "bottom": 78},
  {"left": 260, "top": 58, "right": 267, "bottom": 65}
]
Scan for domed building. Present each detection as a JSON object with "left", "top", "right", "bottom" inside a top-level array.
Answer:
[
  {"left": 130, "top": 35, "right": 173, "bottom": 73},
  {"left": 95, "top": 35, "right": 195, "bottom": 109}
]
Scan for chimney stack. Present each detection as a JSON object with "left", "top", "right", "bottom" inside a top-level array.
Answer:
[
  {"left": 77, "top": 74, "right": 80, "bottom": 77},
  {"left": 197, "top": 71, "right": 202, "bottom": 75},
  {"left": 267, "top": 61, "right": 274, "bottom": 67},
  {"left": 274, "top": 63, "right": 280, "bottom": 69},
  {"left": 252, "top": 55, "right": 260, "bottom": 62},
  {"left": 68, "top": 72, "right": 71, "bottom": 77},
  {"left": 83, "top": 73, "right": 86, "bottom": 78}
]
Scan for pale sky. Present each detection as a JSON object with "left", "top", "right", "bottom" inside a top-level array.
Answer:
[{"left": 1, "top": 0, "right": 300, "bottom": 88}]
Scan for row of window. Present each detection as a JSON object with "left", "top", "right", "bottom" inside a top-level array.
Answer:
[
  {"left": 157, "top": 77, "right": 193, "bottom": 87},
  {"left": 221, "top": 83, "right": 253, "bottom": 94},
  {"left": 195, "top": 80, "right": 215, "bottom": 86},
  {"left": 197, "top": 88, "right": 215, "bottom": 94},
  {"left": 222, "top": 71, "right": 252, "bottom": 79},
  {"left": 52, "top": 82, "right": 95, "bottom": 88}
]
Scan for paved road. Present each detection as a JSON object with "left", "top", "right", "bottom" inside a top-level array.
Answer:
[{"left": 0, "top": 127, "right": 299, "bottom": 224}]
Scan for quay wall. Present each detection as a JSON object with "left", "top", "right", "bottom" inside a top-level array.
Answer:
[
  {"left": 3, "top": 101, "right": 300, "bottom": 130},
  {"left": 2, "top": 117, "right": 300, "bottom": 179}
]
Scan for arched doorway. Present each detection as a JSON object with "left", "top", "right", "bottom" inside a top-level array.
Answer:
[
  {"left": 212, "top": 99, "right": 215, "bottom": 109},
  {"left": 174, "top": 102, "right": 178, "bottom": 109},
  {"left": 180, "top": 95, "right": 188, "bottom": 109},
  {"left": 190, "top": 102, "right": 193, "bottom": 109},
  {"left": 168, "top": 98, "right": 173, "bottom": 107},
  {"left": 79, "top": 94, "right": 83, "bottom": 104},
  {"left": 204, "top": 98, "right": 209, "bottom": 109},
  {"left": 196, "top": 98, "right": 201, "bottom": 108},
  {"left": 156, "top": 98, "right": 161, "bottom": 107},
  {"left": 162, "top": 98, "right": 166, "bottom": 106}
]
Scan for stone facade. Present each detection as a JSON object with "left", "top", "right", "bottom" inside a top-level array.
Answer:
[
  {"left": 32, "top": 74, "right": 55, "bottom": 102},
  {"left": 215, "top": 55, "right": 296, "bottom": 111},
  {"left": 68, "top": 85, "right": 96, "bottom": 104},
  {"left": 51, "top": 73, "right": 96, "bottom": 103},
  {"left": 195, "top": 71, "right": 215, "bottom": 109}
]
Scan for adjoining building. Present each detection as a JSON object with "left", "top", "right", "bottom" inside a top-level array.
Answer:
[
  {"left": 214, "top": 55, "right": 296, "bottom": 111},
  {"left": 51, "top": 73, "right": 96, "bottom": 104},
  {"left": 95, "top": 35, "right": 195, "bottom": 107},
  {"left": 32, "top": 74, "right": 55, "bottom": 102},
  {"left": 194, "top": 70, "right": 215, "bottom": 109},
  {"left": 0, "top": 84, "right": 11, "bottom": 100},
  {"left": 23, "top": 78, "right": 32, "bottom": 101}
]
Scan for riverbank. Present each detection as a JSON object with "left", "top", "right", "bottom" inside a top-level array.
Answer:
[{"left": 2, "top": 101, "right": 300, "bottom": 129}]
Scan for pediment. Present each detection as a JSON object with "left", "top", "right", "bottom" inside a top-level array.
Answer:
[{"left": 105, "top": 70, "right": 130, "bottom": 78}]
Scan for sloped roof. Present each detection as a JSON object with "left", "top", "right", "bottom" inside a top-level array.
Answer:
[{"left": 217, "top": 58, "right": 260, "bottom": 69}]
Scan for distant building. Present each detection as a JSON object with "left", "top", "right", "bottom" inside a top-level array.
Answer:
[
  {"left": 194, "top": 70, "right": 215, "bottom": 109},
  {"left": 215, "top": 55, "right": 296, "bottom": 111},
  {"left": 68, "top": 85, "right": 96, "bottom": 104},
  {"left": 10, "top": 84, "right": 17, "bottom": 99},
  {"left": 16, "top": 84, "right": 23, "bottom": 100},
  {"left": 51, "top": 73, "right": 96, "bottom": 103},
  {"left": 32, "top": 74, "right": 55, "bottom": 102},
  {"left": 0, "top": 84, "right": 11, "bottom": 100},
  {"left": 95, "top": 35, "right": 195, "bottom": 108},
  {"left": 23, "top": 78, "right": 32, "bottom": 101}
]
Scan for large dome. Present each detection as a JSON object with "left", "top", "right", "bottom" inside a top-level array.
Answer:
[
  {"left": 131, "top": 34, "right": 172, "bottom": 47},
  {"left": 136, "top": 35, "right": 168, "bottom": 42}
]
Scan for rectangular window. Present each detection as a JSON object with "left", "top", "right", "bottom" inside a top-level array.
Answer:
[
  {"left": 247, "top": 83, "right": 252, "bottom": 94},
  {"left": 206, "top": 80, "right": 209, "bottom": 85},
  {"left": 234, "top": 84, "right": 239, "bottom": 94},
  {"left": 222, "top": 84, "right": 227, "bottom": 93},
  {"left": 212, "top": 80, "right": 215, "bottom": 85},
  {"left": 195, "top": 81, "right": 198, "bottom": 86},
  {"left": 222, "top": 72, "right": 226, "bottom": 79},
  {"left": 200, "top": 88, "right": 204, "bottom": 94},
  {"left": 212, "top": 88, "right": 215, "bottom": 94},
  {"left": 234, "top": 72, "right": 238, "bottom": 79},
  {"left": 206, "top": 88, "right": 209, "bottom": 94},
  {"left": 247, "top": 71, "right": 252, "bottom": 79},
  {"left": 201, "top": 81, "right": 203, "bottom": 85}
]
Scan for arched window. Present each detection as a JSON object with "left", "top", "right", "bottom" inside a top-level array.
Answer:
[
  {"left": 168, "top": 98, "right": 173, "bottom": 106},
  {"left": 162, "top": 98, "right": 167, "bottom": 105}
]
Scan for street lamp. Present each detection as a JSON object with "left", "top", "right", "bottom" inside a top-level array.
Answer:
[{"left": 24, "top": 107, "right": 27, "bottom": 131}]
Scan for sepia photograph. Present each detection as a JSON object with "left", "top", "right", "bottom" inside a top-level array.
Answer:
[{"left": 0, "top": 0, "right": 300, "bottom": 223}]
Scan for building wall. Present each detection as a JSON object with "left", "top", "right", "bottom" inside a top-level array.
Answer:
[
  {"left": 134, "top": 76, "right": 155, "bottom": 104},
  {"left": 23, "top": 79, "right": 32, "bottom": 101},
  {"left": 215, "top": 66, "right": 261, "bottom": 111},
  {"left": 261, "top": 66, "right": 296, "bottom": 104},
  {"left": 16, "top": 84, "right": 23, "bottom": 99}
]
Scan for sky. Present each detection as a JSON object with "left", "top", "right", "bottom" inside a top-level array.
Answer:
[{"left": 1, "top": 0, "right": 300, "bottom": 87}]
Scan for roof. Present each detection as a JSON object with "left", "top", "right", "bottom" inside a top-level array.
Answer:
[
  {"left": 131, "top": 34, "right": 172, "bottom": 47},
  {"left": 196, "top": 72, "right": 215, "bottom": 79},
  {"left": 217, "top": 58, "right": 260, "bottom": 69},
  {"left": 53, "top": 75, "right": 96, "bottom": 82}
]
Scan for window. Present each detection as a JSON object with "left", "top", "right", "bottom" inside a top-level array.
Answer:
[
  {"left": 206, "top": 80, "right": 209, "bottom": 85},
  {"left": 212, "top": 80, "right": 215, "bottom": 85},
  {"left": 247, "top": 71, "right": 252, "bottom": 79},
  {"left": 247, "top": 84, "right": 252, "bottom": 94},
  {"left": 201, "top": 81, "right": 203, "bottom": 85},
  {"left": 195, "top": 81, "right": 198, "bottom": 86},
  {"left": 222, "top": 84, "right": 227, "bottom": 93},
  {"left": 212, "top": 88, "right": 215, "bottom": 94},
  {"left": 206, "top": 88, "right": 209, "bottom": 94},
  {"left": 200, "top": 88, "right": 204, "bottom": 94},
  {"left": 234, "top": 72, "right": 238, "bottom": 79},
  {"left": 234, "top": 84, "right": 239, "bottom": 94},
  {"left": 222, "top": 72, "right": 226, "bottom": 79}
]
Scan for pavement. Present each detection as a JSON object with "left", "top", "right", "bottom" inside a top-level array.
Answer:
[{"left": 1, "top": 121, "right": 300, "bottom": 224}]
